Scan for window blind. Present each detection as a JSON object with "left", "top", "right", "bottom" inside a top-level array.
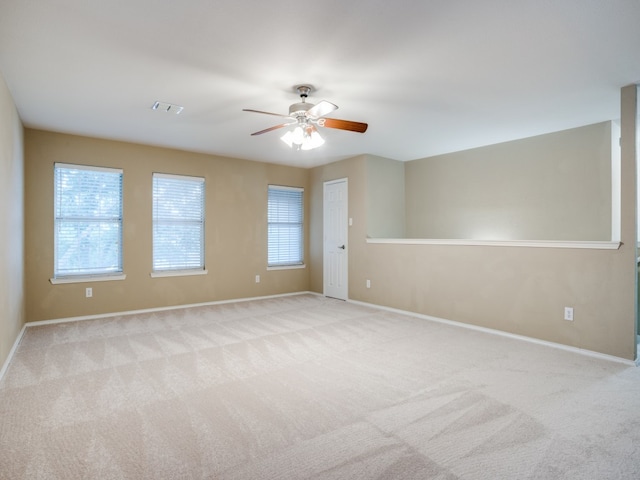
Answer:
[
  {"left": 268, "top": 185, "right": 304, "bottom": 266},
  {"left": 153, "top": 173, "right": 205, "bottom": 272},
  {"left": 54, "top": 163, "right": 123, "bottom": 277}
]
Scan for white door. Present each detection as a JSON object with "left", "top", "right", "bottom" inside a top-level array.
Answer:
[{"left": 324, "top": 179, "right": 348, "bottom": 300}]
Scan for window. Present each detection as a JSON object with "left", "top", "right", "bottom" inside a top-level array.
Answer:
[
  {"left": 268, "top": 185, "right": 304, "bottom": 267},
  {"left": 152, "top": 173, "right": 205, "bottom": 273},
  {"left": 54, "top": 163, "right": 123, "bottom": 279}
]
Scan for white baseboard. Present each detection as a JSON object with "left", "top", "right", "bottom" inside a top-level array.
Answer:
[
  {"left": 24, "top": 291, "right": 315, "bottom": 327},
  {"left": 0, "top": 324, "right": 27, "bottom": 384},
  {"left": 3, "top": 291, "right": 634, "bottom": 385},
  {"left": 0, "top": 291, "right": 315, "bottom": 384},
  {"left": 348, "top": 299, "right": 638, "bottom": 367}
]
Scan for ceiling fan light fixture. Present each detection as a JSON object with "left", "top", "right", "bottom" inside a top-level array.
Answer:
[
  {"left": 247, "top": 84, "right": 367, "bottom": 150},
  {"left": 292, "top": 126, "right": 304, "bottom": 145},
  {"left": 301, "top": 130, "right": 325, "bottom": 150},
  {"left": 280, "top": 130, "right": 294, "bottom": 148},
  {"left": 281, "top": 125, "right": 324, "bottom": 151}
]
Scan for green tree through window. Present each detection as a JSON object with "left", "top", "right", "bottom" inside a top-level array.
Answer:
[{"left": 54, "top": 163, "right": 123, "bottom": 277}]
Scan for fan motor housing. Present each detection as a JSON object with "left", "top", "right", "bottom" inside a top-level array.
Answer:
[{"left": 289, "top": 102, "right": 312, "bottom": 116}]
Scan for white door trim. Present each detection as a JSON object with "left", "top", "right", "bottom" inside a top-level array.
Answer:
[{"left": 323, "top": 178, "right": 348, "bottom": 300}]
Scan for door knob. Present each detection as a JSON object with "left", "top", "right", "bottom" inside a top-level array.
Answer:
[{"left": 338, "top": 245, "right": 345, "bottom": 250}]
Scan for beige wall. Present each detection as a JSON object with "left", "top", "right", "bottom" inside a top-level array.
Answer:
[
  {"left": 24, "top": 129, "right": 310, "bottom": 322},
  {"left": 366, "top": 155, "right": 405, "bottom": 238},
  {"left": 405, "top": 122, "right": 613, "bottom": 240},
  {"left": 309, "top": 155, "right": 369, "bottom": 295},
  {"left": 310, "top": 96, "right": 637, "bottom": 359},
  {"left": 0, "top": 73, "right": 25, "bottom": 368},
  {"left": 21, "top": 88, "right": 639, "bottom": 360}
]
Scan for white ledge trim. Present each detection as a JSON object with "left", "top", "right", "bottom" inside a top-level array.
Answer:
[
  {"left": 366, "top": 238, "right": 621, "bottom": 250},
  {"left": 267, "top": 264, "right": 306, "bottom": 271},
  {"left": 150, "top": 269, "right": 208, "bottom": 278},
  {"left": 50, "top": 274, "right": 127, "bottom": 284}
]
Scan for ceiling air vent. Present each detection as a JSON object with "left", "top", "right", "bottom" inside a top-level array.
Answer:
[{"left": 151, "top": 101, "right": 184, "bottom": 115}]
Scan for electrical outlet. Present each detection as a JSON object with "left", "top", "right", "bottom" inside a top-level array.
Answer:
[
  {"left": 366, "top": 279, "right": 371, "bottom": 289},
  {"left": 564, "top": 306, "right": 574, "bottom": 321},
  {"left": 85, "top": 287, "right": 92, "bottom": 298},
  {"left": 255, "top": 275, "right": 260, "bottom": 283}
]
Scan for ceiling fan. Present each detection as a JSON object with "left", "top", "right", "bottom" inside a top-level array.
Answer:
[{"left": 243, "top": 85, "right": 368, "bottom": 150}]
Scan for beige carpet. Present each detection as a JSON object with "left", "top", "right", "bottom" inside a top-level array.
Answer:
[{"left": 1, "top": 294, "right": 640, "bottom": 479}]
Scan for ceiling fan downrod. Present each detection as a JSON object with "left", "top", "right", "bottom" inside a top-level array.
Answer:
[{"left": 295, "top": 85, "right": 312, "bottom": 100}]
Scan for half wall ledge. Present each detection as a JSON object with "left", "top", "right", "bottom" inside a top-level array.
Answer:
[{"left": 366, "top": 239, "right": 621, "bottom": 250}]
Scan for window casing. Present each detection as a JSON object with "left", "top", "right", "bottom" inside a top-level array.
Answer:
[
  {"left": 54, "top": 163, "right": 123, "bottom": 279},
  {"left": 268, "top": 185, "right": 304, "bottom": 267},
  {"left": 152, "top": 173, "right": 205, "bottom": 273}
]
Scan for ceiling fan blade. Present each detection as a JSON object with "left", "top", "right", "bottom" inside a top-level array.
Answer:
[
  {"left": 319, "top": 118, "right": 368, "bottom": 133},
  {"left": 306, "top": 100, "right": 338, "bottom": 119},
  {"left": 250, "top": 123, "right": 292, "bottom": 136},
  {"left": 243, "top": 108, "right": 291, "bottom": 119}
]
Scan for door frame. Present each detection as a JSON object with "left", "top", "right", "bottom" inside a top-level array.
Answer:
[{"left": 323, "top": 178, "right": 349, "bottom": 300}]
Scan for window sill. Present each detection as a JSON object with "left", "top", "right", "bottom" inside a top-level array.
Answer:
[
  {"left": 50, "top": 274, "right": 127, "bottom": 285},
  {"left": 366, "top": 238, "right": 621, "bottom": 250},
  {"left": 150, "top": 269, "right": 208, "bottom": 278},
  {"left": 267, "top": 264, "right": 306, "bottom": 271}
]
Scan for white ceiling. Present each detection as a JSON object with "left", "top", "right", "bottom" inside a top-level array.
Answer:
[{"left": 1, "top": 0, "right": 639, "bottom": 168}]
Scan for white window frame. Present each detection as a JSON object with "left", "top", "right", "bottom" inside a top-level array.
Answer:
[
  {"left": 267, "top": 185, "right": 305, "bottom": 269},
  {"left": 151, "top": 173, "right": 207, "bottom": 278},
  {"left": 50, "top": 163, "right": 125, "bottom": 284}
]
